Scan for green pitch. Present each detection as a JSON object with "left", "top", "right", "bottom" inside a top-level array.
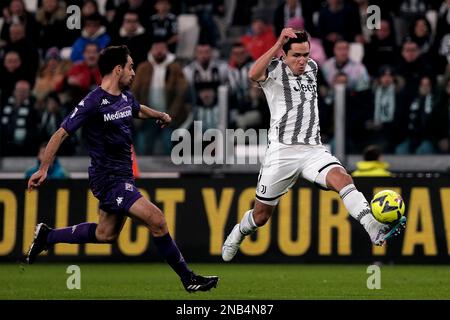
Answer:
[{"left": 1, "top": 263, "right": 450, "bottom": 300}]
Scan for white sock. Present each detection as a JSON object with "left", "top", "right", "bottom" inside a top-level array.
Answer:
[
  {"left": 239, "top": 210, "right": 258, "bottom": 235},
  {"left": 339, "top": 184, "right": 377, "bottom": 231}
]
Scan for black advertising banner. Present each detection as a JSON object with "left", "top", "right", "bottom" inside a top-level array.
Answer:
[{"left": 0, "top": 176, "right": 449, "bottom": 263}]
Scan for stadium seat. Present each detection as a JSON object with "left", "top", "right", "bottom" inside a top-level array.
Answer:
[
  {"left": 175, "top": 14, "right": 200, "bottom": 61},
  {"left": 349, "top": 42, "right": 364, "bottom": 63}
]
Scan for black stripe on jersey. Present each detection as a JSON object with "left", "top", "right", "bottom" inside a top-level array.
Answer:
[
  {"left": 305, "top": 60, "right": 320, "bottom": 144},
  {"left": 292, "top": 77, "right": 306, "bottom": 144},
  {"left": 278, "top": 63, "right": 294, "bottom": 143}
]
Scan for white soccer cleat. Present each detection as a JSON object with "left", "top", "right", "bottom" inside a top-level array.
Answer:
[
  {"left": 222, "top": 224, "right": 245, "bottom": 262},
  {"left": 368, "top": 216, "right": 407, "bottom": 246}
]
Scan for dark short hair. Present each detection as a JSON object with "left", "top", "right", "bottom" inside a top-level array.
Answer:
[
  {"left": 363, "top": 145, "right": 382, "bottom": 161},
  {"left": 98, "top": 45, "right": 131, "bottom": 76},
  {"left": 282, "top": 30, "right": 310, "bottom": 53}
]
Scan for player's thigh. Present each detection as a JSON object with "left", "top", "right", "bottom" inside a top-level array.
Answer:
[
  {"left": 256, "top": 142, "right": 301, "bottom": 206},
  {"left": 128, "top": 197, "right": 168, "bottom": 236},
  {"left": 96, "top": 209, "right": 127, "bottom": 242},
  {"left": 301, "top": 145, "right": 344, "bottom": 190}
]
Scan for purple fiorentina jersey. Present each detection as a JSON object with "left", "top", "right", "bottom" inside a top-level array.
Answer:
[{"left": 61, "top": 87, "right": 140, "bottom": 180}]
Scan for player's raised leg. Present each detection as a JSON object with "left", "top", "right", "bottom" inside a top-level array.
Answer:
[
  {"left": 128, "top": 197, "right": 219, "bottom": 292},
  {"left": 325, "top": 167, "right": 406, "bottom": 245},
  {"left": 26, "top": 210, "right": 126, "bottom": 264}
]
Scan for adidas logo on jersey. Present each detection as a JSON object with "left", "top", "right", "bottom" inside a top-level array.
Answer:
[{"left": 101, "top": 98, "right": 110, "bottom": 106}]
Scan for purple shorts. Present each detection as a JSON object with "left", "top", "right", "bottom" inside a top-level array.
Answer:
[{"left": 90, "top": 178, "right": 142, "bottom": 215}]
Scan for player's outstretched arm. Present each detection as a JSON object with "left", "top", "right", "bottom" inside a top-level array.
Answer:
[
  {"left": 248, "top": 28, "right": 297, "bottom": 82},
  {"left": 27, "top": 127, "right": 69, "bottom": 191},
  {"left": 137, "top": 104, "right": 172, "bottom": 128}
]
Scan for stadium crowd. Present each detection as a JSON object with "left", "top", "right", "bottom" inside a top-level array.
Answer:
[{"left": 0, "top": 0, "right": 449, "bottom": 157}]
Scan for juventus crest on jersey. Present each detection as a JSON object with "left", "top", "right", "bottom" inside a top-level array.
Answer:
[{"left": 259, "top": 58, "right": 321, "bottom": 145}]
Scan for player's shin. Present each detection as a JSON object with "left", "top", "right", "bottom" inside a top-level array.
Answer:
[
  {"left": 339, "top": 184, "right": 377, "bottom": 231},
  {"left": 239, "top": 210, "right": 258, "bottom": 235},
  {"left": 153, "top": 233, "right": 193, "bottom": 282},
  {"left": 46, "top": 222, "right": 99, "bottom": 244}
]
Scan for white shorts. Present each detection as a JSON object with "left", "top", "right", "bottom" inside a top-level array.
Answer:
[{"left": 255, "top": 141, "right": 344, "bottom": 206}]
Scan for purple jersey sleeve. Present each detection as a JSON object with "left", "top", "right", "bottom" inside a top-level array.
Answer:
[{"left": 61, "top": 97, "right": 98, "bottom": 134}]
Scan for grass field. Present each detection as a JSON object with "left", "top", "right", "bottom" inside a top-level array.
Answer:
[{"left": 1, "top": 263, "right": 450, "bottom": 300}]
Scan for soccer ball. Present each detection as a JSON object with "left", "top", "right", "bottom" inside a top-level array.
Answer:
[{"left": 370, "top": 190, "right": 406, "bottom": 224}]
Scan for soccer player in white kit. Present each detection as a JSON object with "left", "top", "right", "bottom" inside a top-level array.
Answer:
[{"left": 222, "top": 29, "right": 407, "bottom": 262}]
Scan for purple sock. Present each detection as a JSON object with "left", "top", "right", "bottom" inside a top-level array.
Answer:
[
  {"left": 46, "top": 222, "right": 99, "bottom": 244},
  {"left": 153, "top": 233, "right": 192, "bottom": 281}
]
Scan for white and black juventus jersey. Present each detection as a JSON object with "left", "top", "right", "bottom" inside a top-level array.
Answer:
[{"left": 259, "top": 58, "right": 321, "bottom": 145}]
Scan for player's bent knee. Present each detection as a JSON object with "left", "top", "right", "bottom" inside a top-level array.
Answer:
[{"left": 149, "top": 213, "right": 168, "bottom": 236}]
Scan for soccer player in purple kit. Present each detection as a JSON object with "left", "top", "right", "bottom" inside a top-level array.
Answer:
[{"left": 26, "top": 45, "right": 218, "bottom": 293}]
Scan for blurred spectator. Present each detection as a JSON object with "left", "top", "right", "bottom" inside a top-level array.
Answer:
[
  {"left": 434, "top": 1, "right": 450, "bottom": 74},
  {"left": 226, "top": 0, "right": 258, "bottom": 28},
  {"left": 396, "top": 0, "right": 428, "bottom": 43},
  {"left": 39, "top": 92, "right": 63, "bottom": 141},
  {"left": 353, "top": 0, "right": 372, "bottom": 44},
  {"left": 317, "top": 0, "right": 362, "bottom": 57},
  {"left": 105, "top": 0, "right": 128, "bottom": 23},
  {"left": 192, "top": 83, "right": 219, "bottom": 131},
  {"left": 0, "top": 50, "right": 27, "bottom": 104},
  {"left": 240, "top": 15, "right": 277, "bottom": 61},
  {"left": 132, "top": 41, "right": 188, "bottom": 155},
  {"left": 273, "top": 0, "right": 315, "bottom": 36},
  {"left": 321, "top": 39, "right": 370, "bottom": 92},
  {"left": 185, "top": 0, "right": 224, "bottom": 48},
  {"left": 0, "top": 80, "right": 39, "bottom": 156},
  {"left": 25, "top": 142, "right": 68, "bottom": 179},
  {"left": 395, "top": 76, "right": 436, "bottom": 154},
  {"left": 0, "top": 0, "right": 39, "bottom": 46},
  {"left": 35, "top": 0, "right": 79, "bottom": 52},
  {"left": 409, "top": 16, "right": 432, "bottom": 57},
  {"left": 395, "top": 38, "right": 434, "bottom": 102},
  {"left": 435, "top": 0, "right": 450, "bottom": 50},
  {"left": 3, "top": 22, "right": 39, "bottom": 85},
  {"left": 184, "top": 43, "right": 228, "bottom": 111},
  {"left": 363, "top": 19, "right": 399, "bottom": 76},
  {"left": 352, "top": 144, "right": 392, "bottom": 177},
  {"left": 149, "top": 0, "right": 178, "bottom": 53},
  {"left": 57, "top": 43, "right": 101, "bottom": 105},
  {"left": 431, "top": 76, "right": 450, "bottom": 153},
  {"left": 322, "top": 71, "right": 371, "bottom": 152},
  {"left": 70, "top": 12, "right": 111, "bottom": 62},
  {"left": 110, "top": 0, "right": 153, "bottom": 36},
  {"left": 111, "top": 11, "right": 149, "bottom": 66},
  {"left": 33, "top": 47, "right": 71, "bottom": 108},
  {"left": 38, "top": 91, "right": 77, "bottom": 155},
  {"left": 286, "top": 16, "right": 326, "bottom": 66},
  {"left": 366, "top": 66, "right": 407, "bottom": 153},
  {"left": 227, "top": 42, "right": 263, "bottom": 130}
]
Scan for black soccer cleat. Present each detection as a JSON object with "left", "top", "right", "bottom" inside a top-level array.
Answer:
[
  {"left": 182, "top": 272, "right": 219, "bottom": 293},
  {"left": 25, "top": 223, "right": 52, "bottom": 264}
]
